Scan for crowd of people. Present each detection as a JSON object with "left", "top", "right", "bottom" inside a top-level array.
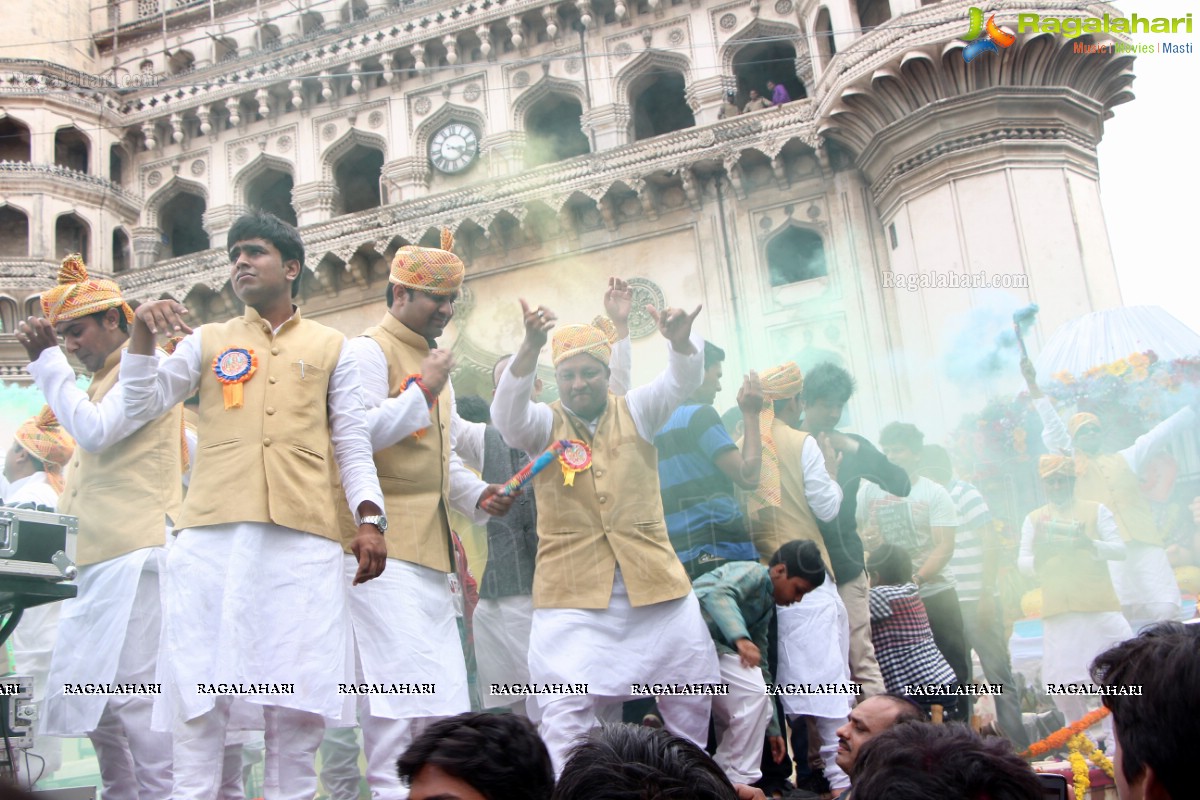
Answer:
[{"left": 0, "top": 208, "right": 1196, "bottom": 800}]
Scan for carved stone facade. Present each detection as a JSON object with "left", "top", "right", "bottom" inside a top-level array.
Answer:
[{"left": 1, "top": 0, "right": 1134, "bottom": 435}]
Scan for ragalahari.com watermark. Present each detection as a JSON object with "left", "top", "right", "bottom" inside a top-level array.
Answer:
[{"left": 881, "top": 271, "right": 1030, "bottom": 291}]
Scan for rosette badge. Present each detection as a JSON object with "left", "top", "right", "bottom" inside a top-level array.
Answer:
[
  {"left": 558, "top": 440, "right": 593, "bottom": 486},
  {"left": 213, "top": 347, "right": 258, "bottom": 409}
]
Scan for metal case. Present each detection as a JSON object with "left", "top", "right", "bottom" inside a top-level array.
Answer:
[{"left": 0, "top": 507, "right": 78, "bottom": 581}]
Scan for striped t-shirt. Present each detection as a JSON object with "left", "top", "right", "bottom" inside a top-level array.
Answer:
[{"left": 947, "top": 480, "right": 991, "bottom": 603}]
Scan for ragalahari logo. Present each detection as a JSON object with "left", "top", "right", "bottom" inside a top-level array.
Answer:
[{"left": 962, "top": 7, "right": 1016, "bottom": 62}]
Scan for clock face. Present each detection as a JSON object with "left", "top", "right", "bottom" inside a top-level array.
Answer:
[{"left": 429, "top": 123, "right": 479, "bottom": 174}]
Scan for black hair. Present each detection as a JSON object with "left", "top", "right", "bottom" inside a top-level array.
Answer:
[
  {"left": 227, "top": 210, "right": 305, "bottom": 298},
  {"left": 801, "top": 362, "right": 856, "bottom": 406},
  {"left": 768, "top": 540, "right": 827, "bottom": 586},
  {"left": 397, "top": 712, "right": 554, "bottom": 800},
  {"left": 552, "top": 723, "right": 737, "bottom": 800},
  {"left": 879, "top": 421, "right": 924, "bottom": 452},
  {"left": 918, "top": 444, "right": 953, "bottom": 485},
  {"left": 87, "top": 306, "right": 129, "bottom": 334},
  {"left": 457, "top": 395, "right": 491, "bottom": 425},
  {"left": 703, "top": 341, "right": 726, "bottom": 371},
  {"left": 851, "top": 723, "right": 1042, "bottom": 800},
  {"left": 1090, "top": 621, "right": 1200, "bottom": 799},
  {"left": 867, "top": 543, "right": 913, "bottom": 586},
  {"left": 874, "top": 693, "right": 928, "bottom": 725}
]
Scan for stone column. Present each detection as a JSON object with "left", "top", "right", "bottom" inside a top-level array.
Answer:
[
  {"left": 581, "top": 104, "right": 631, "bottom": 152},
  {"left": 131, "top": 226, "right": 162, "bottom": 269},
  {"left": 291, "top": 181, "right": 338, "bottom": 226}
]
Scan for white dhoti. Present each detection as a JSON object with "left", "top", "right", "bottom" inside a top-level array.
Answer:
[
  {"left": 344, "top": 556, "right": 469, "bottom": 800},
  {"left": 473, "top": 594, "right": 537, "bottom": 718},
  {"left": 1109, "top": 542, "right": 1181, "bottom": 631},
  {"left": 711, "top": 653, "right": 773, "bottom": 785},
  {"left": 777, "top": 582, "right": 853, "bottom": 721},
  {"left": 159, "top": 524, "right": 355, "bottom": 800},
  {"left": 528, "top": 570, "right": 720, "bottom": 774},
  {"left": 1042, "top": 612, "right": 1132, "bottom": 688},
  {"left": 40, "top": 547, "right": 172, "bottom": 799}
]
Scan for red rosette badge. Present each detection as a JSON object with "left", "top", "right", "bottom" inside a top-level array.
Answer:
[
  {"left": 213, "top": 347, "right": 257, "bottom": 409},
  {"left": 558, "top": 439, "right": 593, "bottom": 487}
]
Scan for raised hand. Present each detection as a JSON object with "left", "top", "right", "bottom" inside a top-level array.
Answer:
[
  {"left": 15, "top": 317, "right": 60, "bottom": 362},
  {"left": 1020, "top": 357, "right": 1042, "bottom": 398},
  {"left": 737, "top": 370, "right": 764, "bottom": 416},
  {"left": 647, "top": 304, "right": 702, "bottom": 353},
  {"left": 421, "top": 349, "right": 456, "bottom": 396},
  {"left": 603, "top": 277, "right": 633, "bottom": 338},
  {"left": 134, "top": 299, "right": 192, "bottom": 337},
  {"left": 519, "top": 298, "right": 556, "bottom": 349}
]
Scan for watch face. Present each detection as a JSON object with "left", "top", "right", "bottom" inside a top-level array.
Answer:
[{"left": 430, "top": 123, "right": 479, "bottom": 174}]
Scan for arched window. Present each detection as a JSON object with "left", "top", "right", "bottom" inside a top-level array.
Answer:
[
  {"left": 814, "top": 8, "right": 837, "bottom": 71},
  {"left": 55, "top": 213, "right": 90, "bottom": 263},
  {"left": 54, "top": 127, "right": 90, "bottom": 173},
  {"left": 112, "top": 228, "right": 131, "bottom": 273},
  {"left": 0, "top": 297, "right": 18, "bottom": 334},
  {"left": 855, "top": 0, "right": 892, "bottom": 30},
  {"left": 159, "top": 192, "right": 209, "bottom": 258},
  {"left": 629, "top": 71, "right": 694, "bottom": 141},
  {"left": 168, "top": 49, "right": 195, "bottom": 75},
  {"left": 24, "top": 296, "right": 41, "bottom": 320},
  {"left": 0, "top": 206, "right": 29, "bottom": 258},
  {"left": 139, "top": 58, "right": 156, "bottom": 75},
  {"left": 0, "top": 118, "right": 32, "bottom": 162},
  {"left": 341, "top": 0, "right": 368, "bottom": 23},
  {"left": 525, "top": 93, "right": 590, "bottom": 167},
  {"left": 214, "top": 37, "right": 237, "bottom": 63},
  {"left": 333, "top": 146, "right": 385, "bottom": 215},
  {"left": 245, "top": 169, "right": 296, "bottom": 226},
  {"left": 259, "top": 25, "right": 281, "bottom": 49},
  {"left": 767, "top": 227, "right": 827, "bottom": 286},
  {"left": 732, "top": 40, "right": 805, "bottom": 104},
  {"left": 110, "top": 144, "right": 126, "bottom": 186},
  {"left": 301, "top": 11, "right": 324, "bottom": 36}
]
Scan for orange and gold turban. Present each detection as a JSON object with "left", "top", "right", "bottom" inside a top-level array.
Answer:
[
  {"left": 552, "top": 318, "right": 617, "bottom": 368},
  {"left": 1038, "top": 454, "right": 1075, "bottom": 479},
  {"left": 15, "top": 406, "right": 75, "bottom": 495},
  {"left": 389, "top": 229, "right": 464, "bottom": 297},
  {"left": 1068, "top": 412, "right": 1100, "bottom": 439},
  {"left": 749, "top": 362, "right": 805, "bottom": 513},
  {"left": 40, "top": 254, "right": 134, "bottom": 325}
]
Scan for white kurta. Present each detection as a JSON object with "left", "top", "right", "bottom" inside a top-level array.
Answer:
[
  {"left": 119, "top": 313, "right": 384, "bottom": 728},
  {"left": 474, "top": 595, "right": 535, "bottom": 703},
  {"left": 1035, "top": 397, "right": 1191, "bottom": 608},
  {"left": 1019, "top": 503, "right": 1133, "bottom": 687},
  {"left": 27, "top": 346, "right": 173, "bottom": 738},
  {"left": 777, "top": 580, "right": 852, "bottom": 720}
]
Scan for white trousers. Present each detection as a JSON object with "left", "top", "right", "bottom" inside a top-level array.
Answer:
[
  {"left": 711, "top": 654, "right": 773, "bottom": 785},
  {"left": 88, "top": 566, "right": 172, "bottom": 800},
  {"left": 217, "top": 743, "right": 246, "bottom": 800},
  {"left": 1124, "top": 602, "right": 1181, "bottom": 634},
  {"left": 173, "top": 697, "right": 325, "bottom": 800},
  {"left": 540, "top": 693, "right": 711, "bottom": 776},
  {"left": 318, "top": 726, "right": 362, "bottom": 800},
  {"left": 358, "top": 699, "right": 438, "bottom": 800}
]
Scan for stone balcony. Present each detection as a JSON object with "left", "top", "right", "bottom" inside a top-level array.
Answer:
[{"left": 0, "top": 162, "right": 144, "bottom": 221}]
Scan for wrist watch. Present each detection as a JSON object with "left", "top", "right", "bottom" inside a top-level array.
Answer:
[{"left": 360, "top": 514, "right": 388, "bottom": 533}]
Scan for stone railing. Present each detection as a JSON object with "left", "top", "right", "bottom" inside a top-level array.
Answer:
[{"left": 0, "top": 162, "right": 143, "bottom": 218}]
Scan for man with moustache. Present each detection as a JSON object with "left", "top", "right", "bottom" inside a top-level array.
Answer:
[
  {"left": 833, "top": 694, "right": 925, "bottom": 794},
  {"left": 334, "top": 230, "right": 517, "bottom": 800},
  {"left": 18, "top": 256, "right": 182, "bottom": 798}
]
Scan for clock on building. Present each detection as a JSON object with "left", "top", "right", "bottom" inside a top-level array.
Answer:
[{"left": 429, "top": 123, "right": 479, "bottom": 174}]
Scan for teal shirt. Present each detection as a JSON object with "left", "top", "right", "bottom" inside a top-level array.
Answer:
[{"left": 693, "top": 561, "right": 781, "bottom": 736}]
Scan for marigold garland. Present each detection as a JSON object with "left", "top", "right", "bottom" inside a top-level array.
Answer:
[
  {"left": 1068, "top": 743, "right": 1090, "bottom": 798},
  {"left": 1023, "top": 707, "right": 1110, "bottom": 758}
]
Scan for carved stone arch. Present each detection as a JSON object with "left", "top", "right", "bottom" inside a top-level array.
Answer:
[
  {"left": 232, "top": 152, "right": 296, "bottom": 199},
  {"left": 412, "top": 103, "right": 488, "bottom": 167},
  {"left": 719, "top": 18, "right": 804, "bottom": 75},
  {"left": 0, "top": 294, "right": 20, "bottom": 334},
  {"left": 614, "top": 49, "right": 693, "bottom": 100},
  {"left": 511, "top": 75, "right": 587, "bottom": 131},
  {"left": 763, "top": 221, "right": 828, "bottom": 287},
  {"left": 143, "top": 176, "right": 209, "bottom": 228},
  {"left": 321, "top": 127, "right": 389, "bottom": 181}
]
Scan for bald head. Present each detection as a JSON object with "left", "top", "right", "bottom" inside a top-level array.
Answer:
[{"left": 835, "top": 695, "right": 925, "bottom": 776}]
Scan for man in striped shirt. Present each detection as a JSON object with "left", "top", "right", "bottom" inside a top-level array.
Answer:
[{"left": 921, "top": 445, "right": 1028, "bottom": 750}]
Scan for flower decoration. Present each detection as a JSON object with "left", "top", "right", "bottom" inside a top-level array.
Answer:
[{"left": 1023, "top": 707, "right": 1110, "bottom": 759}]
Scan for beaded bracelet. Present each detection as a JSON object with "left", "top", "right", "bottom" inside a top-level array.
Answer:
[{"left": 403, "top": 373, "right": 438, "bottom": 409}]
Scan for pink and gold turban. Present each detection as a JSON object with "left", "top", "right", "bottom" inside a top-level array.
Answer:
[
  {"left": 552, "top": 317, "right": 617, "bottom": 367},
  {"left": 389, "top": 229, "right": 464, "bottom": 297},
  {"left": 40, "top": 255, "right": 133, "bottom": 325},
  {"left": 1038, "top": 454, "right": 1075, "bottom": 479},
  {"left": 15, "top": 406, "right": 75, "bottom": 495},
  {"left": 1068, "top": 412, "right": 1100, "bottom": 439},
  {"left": 748, "top": 362, "right": 805, "bottom": 513}
]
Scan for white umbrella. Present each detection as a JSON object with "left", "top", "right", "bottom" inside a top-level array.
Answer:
[{"left": 1033, "top": 306, "right": 1200, "bottom": 377}]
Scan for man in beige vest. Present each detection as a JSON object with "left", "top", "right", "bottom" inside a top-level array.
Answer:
[
  {"left": 119, "top": 210, "right": 387, "bottom": 800},
  {"left": 1024, "top": 358, "right": 1194, "bottom": 631},
  {"left": 17, "top": 256, "right": 180, "bottom": 798},
  {"left": 337, "top": 231, "right": 515, "bottom": 799},
  {"left": 1019, "top": 455, "right": 1131, "bottom": 737},
  {"left": 491, "top": 297, "right": 720, "bottom": 775}
]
